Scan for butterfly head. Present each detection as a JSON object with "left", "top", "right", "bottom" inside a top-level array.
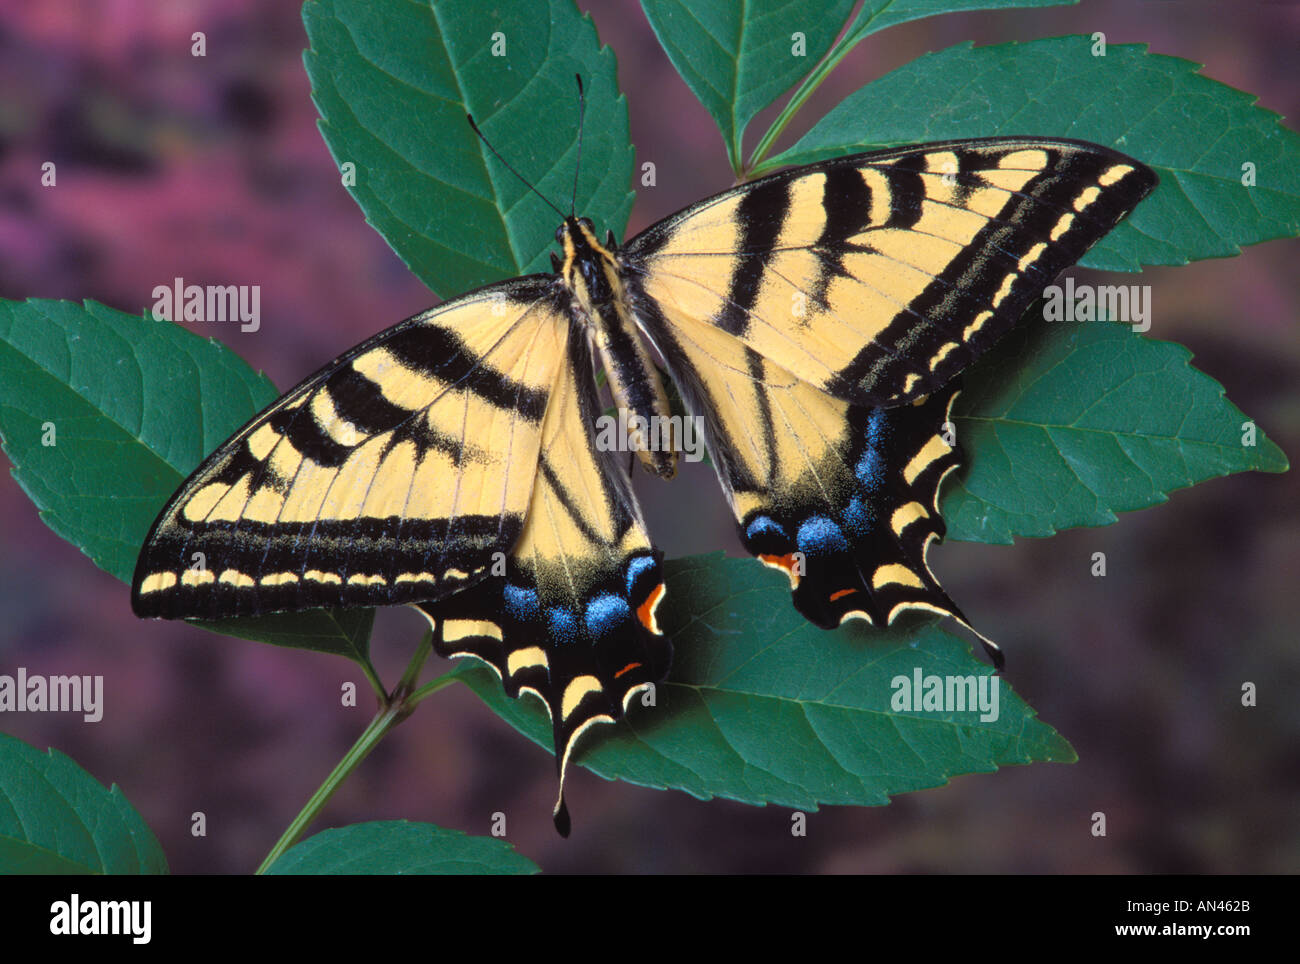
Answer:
[
  {"left": 555, "top": 214, "right": 614, "bottom": 280},
  {"left": 554, "top": 215, "right": 624, "bottom": 315}
]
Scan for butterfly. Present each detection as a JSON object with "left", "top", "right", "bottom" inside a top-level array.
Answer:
[{"left": 132, "top": 125, "right": 1156, "bottom": 834}]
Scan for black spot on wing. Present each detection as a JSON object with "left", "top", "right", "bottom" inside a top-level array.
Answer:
[
  {"left": 328, "top": 365, "right": 411, "bottom": 434},
  {"left": 746, "top": 348, "right": 778, "bottom": 487},
  {"left": 269, "top": 402, "right": 349, "bottom": 467},
  {"left": 538, "top": 458, "right": 607, "bottom": 546},
  {"left": 384, "top": 321, "right": 549, "bottom": 422},
  {"left": 945, "top": 149, "right": 985, "bottom": 205},
  {"left": 715, "top": 178, "right": 791, "bottom": 336},
  {"left": 385, "top": 416, "right": 466, "bottom": 465},
  {"left": 884, "top": 154, "right": 925, "bottom": 229},
  {"left": 811, "top": 165, "right": 874, "bottom": 309}
]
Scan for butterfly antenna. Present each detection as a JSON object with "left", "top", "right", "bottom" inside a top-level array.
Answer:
[
  {"left": 466, "top": 113, "right": 567, "bottom": 220},
  {"left": 571, "top": 74, "right": 586, "bottom": 217}
]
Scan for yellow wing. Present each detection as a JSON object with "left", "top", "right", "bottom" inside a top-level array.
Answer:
[
  {"left": 624, "top": 138, "right": 1156, "bottom": 661},
  {"left": 132, "top": 276, "right": 567, "bottom": 618},
  {"left": 625, "top": 138, "right": 1157, "bottom": 407},
  {"left": 133, "top": 274, "right": 670, "bottom": 835},
  {"left": 415, "top": 329, "right": 669, "bottom": 836}
]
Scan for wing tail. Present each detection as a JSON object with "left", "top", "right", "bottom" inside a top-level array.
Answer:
[{"left": 418, "top": 329, "right": 671, "bottom": 835}]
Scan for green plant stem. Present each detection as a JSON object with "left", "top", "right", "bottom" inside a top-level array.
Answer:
[
  {"left": 746, "top": 9, "right": 890, "bottom": 177},
  {"left": 254, "top": 631, "right": 453, "bottom": 874},
  {"left": 747, "top": 53, "right": 842, "bottom": 176},
  {"left": 395, "top": 627, "right": 433, "bottom": 697},
  {"left": 254, "top": 699, "right": 404, "bottom": 874},
  {"left": 358, "top": 654, "right": 386, "bottom": 701},
  {"left": 409, "top": 670, "right": 460, "bottom": 706}
]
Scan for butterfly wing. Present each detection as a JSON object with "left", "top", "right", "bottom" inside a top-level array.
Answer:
[
  {"left": 623, "top": 138, "right": 1155, "bottom": 653},
  {"left": 625, "top": 138, "right": 1157, "bottom": 407},
  {"left": 132, "top": 276, "right": 568, "bottom": 618},
  {"left": 636, "top": 299, "right": 974, "bottom": 649},
  {"left": 132, "top": 274, "right": 669, "bottom": 833},
  {"left": 417, "top": 328, "right": 669, "bottom": 835}
]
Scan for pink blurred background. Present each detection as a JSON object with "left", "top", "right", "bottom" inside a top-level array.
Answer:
[{"left": 0, "top": 0, "right": 1296, "bottom": 873}]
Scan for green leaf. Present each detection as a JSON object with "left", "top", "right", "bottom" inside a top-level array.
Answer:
[
  {"left": 304, "top": 0, "right": 635, "bottom": 297},
  {"left": 0, "top": 733, "right": 168, "bottom": 874},
  {"left": 771, "top": 37, "right": 1300, "bottom": 269},
  {"left": 264, "top": 820, "right": 538, "bottom": 874},
  {"left": 203, "top": 608, "right": 375, "bottom": 665},
  {"left": 841, "top": 0, "right": 1071, "bottom": 41},
  {"left": 455, "top": 554, "right": 1073, "bottom": 810},
  {"left": 0, "top": 298, "right": 374, "bottom": 661},
  {"left": 944, "top": 320, "right": 1288, "bottom": 545},
  {"left": 640, "top": 0, "right": 856, "bottom": 169},
  {"left": 0, "top": 298, "right": 276, "bottom": 583},
  {"left": 643, "top": 1, "right": 1068, "bottom": 171}
]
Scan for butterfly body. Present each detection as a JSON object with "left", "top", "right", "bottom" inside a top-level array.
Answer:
[
  {"left": 132, "top": 136, "right": 1156, "bottom": 832},
  {"left": 557, "top": 215, "right": 678, "bottom": 479}
]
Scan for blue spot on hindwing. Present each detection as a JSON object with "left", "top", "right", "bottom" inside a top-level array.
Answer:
[
  {"left": 855, "top": 449, "right": 881, "bottom": 487},
  {"left": 625, "top": 554, "right": 657, "bottom": 594},
  {"left": 856, "top": 409, "right": 889, "bottom": 491},
  {"left": 547, "top": 607, "right": 577, "bottom": 644},
  {"left": 745, "top": 514, "right": 788, "bottom": 543},
  {"left": 503, "top": 584, "right": 540, "bottom": 622},
  {"left": 797, "top": 516, "right": 849, "bottom": 554},
  {"left": 865, "top": 407, "right": 888, "bottom": 446},
  {"left": 844, "top": 495, "right": 873, "bottom": 534},
  {"left": 585, "top": 593, "right": 630, "bottom": 640}
]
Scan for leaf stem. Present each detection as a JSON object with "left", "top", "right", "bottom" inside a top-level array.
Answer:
[
  {"left": 395, "top": 626, "right": 434, "bottom": 697},
  {"left": 408, "top": 670, "right": 460, "bottom": 706},
  {"left": 254, "top": 699, "right": 404, "bottom": 874},
  {"left": 746, "top": 8, "right": 888, "bottom": 177},
  {"left": 254, "top": 626, "right": 450, "bottom": 874},
  {"left": 747, "top": 51, "right": 842, "bottom": 176},
  {"left": 358, "top": 655, "right": 386, "bottom": 701}
]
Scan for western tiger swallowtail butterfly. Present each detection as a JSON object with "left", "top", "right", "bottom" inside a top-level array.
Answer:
[{"left": 132, "top": 99, "right": 1156, "bottom": 833}]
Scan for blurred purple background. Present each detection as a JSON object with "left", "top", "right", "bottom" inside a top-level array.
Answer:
[{"left": 0, "top": 0, "right": 1296, "bottom": 874}]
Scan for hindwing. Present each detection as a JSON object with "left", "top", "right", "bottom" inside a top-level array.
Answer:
[
  {"left": 626, "top": 138, "right": 1157, "bottom": 407},
  {"left": 638, "top": 298, "right": 984, "bottom": 654},
  {"left": 417, "top": 330, "right": 669, "bottom": 835}
]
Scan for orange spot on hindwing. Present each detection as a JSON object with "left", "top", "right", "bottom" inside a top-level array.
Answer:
[
  {"left": 759, "top": 553, "right": 802, "bottom": 589},
  {"left": 637, "top": 582, "right": 665, "bottom": 634}
]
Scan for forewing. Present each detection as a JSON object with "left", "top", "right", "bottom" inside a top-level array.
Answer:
[
  {"left": 132, "top": 276, "right": 567, "bottom": 619},
  {"left": 626, "top": 138, "right": 1156, "bottom": 407}
]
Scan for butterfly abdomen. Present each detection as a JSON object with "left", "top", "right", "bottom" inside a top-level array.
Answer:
[{"left": 558, "top": 215, "right": 678, "bottom": 479}]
